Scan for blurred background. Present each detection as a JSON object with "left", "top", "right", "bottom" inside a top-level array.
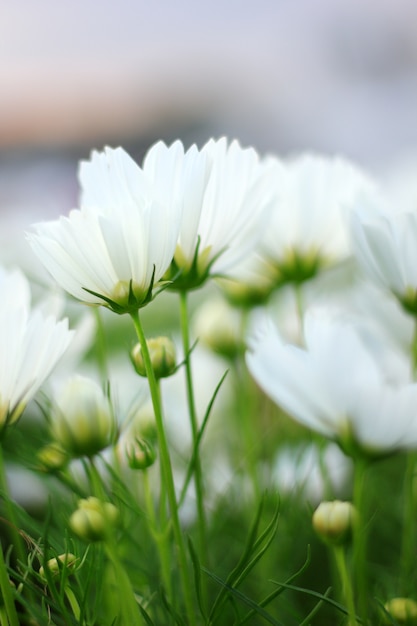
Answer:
[{"left": 1, "top": 0, "right": 417, "bottom": 230}]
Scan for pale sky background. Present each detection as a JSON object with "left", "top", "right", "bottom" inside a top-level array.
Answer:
[
  {"left": 1, "top": 0, "right": 416, "bottom": 162},
  {"left": 0, "top": 0, "right": 416, "bottom": 229}
]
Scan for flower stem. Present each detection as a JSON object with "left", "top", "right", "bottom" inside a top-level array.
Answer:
[
  {"left": 0, "top": 544, "right": 19, "bottom": 626},
  {"left": 143, "top": 468, "right": 173, "bottom": 600},
  {"left": 179, "top": 293, "right": 209, "bottom": 572},
  {"left": 352, "top": 456, "right": 369, "bottom": 625},
  {"left": 93, "top": 307, "right": 109, "bottom": 382},
  {"left": 104, "top": 540, "right": 144, "bottom": 625},
  {"left": 235, "top": 309, "right": 261, "bottom": 499},
  {"left": 64, "top": 586, "right": 81, "bottom": 621},
  {"left": 294, "top": 283, "right": 305, "bottom": 342},
  {"left": 400, "top": 451, "right": 417, "bottom": 593},
  {"left": 333, "top": 545, "right": 358, "bottom": 626},
  {"left": 130, "top": 310, "right": 195, "bottom": 624},
  {"left": 0, "top": 445, "right": 28, "bottom": 585}
]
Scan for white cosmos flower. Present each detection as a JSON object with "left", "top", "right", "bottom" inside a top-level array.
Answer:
[
  {"left": 28, "top": 142, "right": 208, "bottom": 312},
  {"left": 246, "top": 309, "right": 417, "bottom": 456},
  {"left": 0, "top": 267, "right": 73, "bottom": 430},
  {"left": 260, "top": 153, "right": 379, "bottom": 284},
  {"left": 168, "top": 138, "right": 274, "bottom": 289},
  {"left": 352, "top": 207, "right": 417, "bottom": 314}
]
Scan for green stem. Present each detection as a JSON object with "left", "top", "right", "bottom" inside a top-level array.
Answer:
[
  {"left": 179, "top": 293, "right": 209, "bottom": 571},
  {"left": 85, "top": 457, "right": 107, "bottom": 502},
  {"left": 294, "top": 283, "right": 305, "bottom": 342},
  {"left": 0, "top": 607, "right": 9, "bottom": 626},
  {"left": 0, "top": 445, "right": 28, "bottom": 585},
  {"left": 235, "top": 309, "right": 260, "bottom": 499},
  {"left": 352, "top": 457, "right": 369, "bottom": 625},
  {"left": 64, "top": 586, "right": 81, "bottom": 621},
  {"left": 400, "top": 452, "right": 417, "bottom": 593},
  {"left": 130, "top": 310, "right": 195, "bottom": 624},
  {"left": 93, "top": 307, "right": 109, "bottom": 382},
  {"left": 0, "top": 544, "right": 19, "bottom": 626},
  {"left": 104, "top": 541, "right": 144, "bottom": 625},
  {"left": 333, "top": 546, "right": 358, "bottom": 626},
  {"left": 143, "top": 468, "right": 173, "bottom": 600}
]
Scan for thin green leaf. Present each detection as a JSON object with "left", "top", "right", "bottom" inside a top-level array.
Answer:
[
  {"left": 269, "top": 580, "right": 363, "bottom": 622},
  {"left": 187, "top": 537, "right": 206, "bottom": 619},
  {"left": 208, "top": 497, "right": 266, "bottom": 622},
  {"left": 202, "top": 568, "right": 285, "bottom": 626},
  {"left": 138, "top": 603, "right": 156, "bottom": 626},
  {"left": 239, "top": 547, "right": 312, "bottom": 625},
  {"left": 298, "top": 586, "right": 332, "bottom": 626}
]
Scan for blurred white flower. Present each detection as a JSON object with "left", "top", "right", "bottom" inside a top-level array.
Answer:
[
  {"left": 246, "top": 309, "right": 417, "bottom": 456},
  {"left": 28, "top": 142, "right": 202, "bottom": 313},
  {"left": 168, "top": 137, "right": 273, "bottom": 289},
  {"left": 0, "top": 267, "right": 73, "bottom": 430},
  {"left": 261, "top": 153, "right": 379, "bottom": 284},
  {"left": 352, "top": 207, "right": 417, "bottom": 314},
  {"left": 271, "top": 443, "right": 351, "bottom": 503}
]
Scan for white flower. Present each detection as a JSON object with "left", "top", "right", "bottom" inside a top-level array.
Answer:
[
  {"left": 352, "top": 207, "right": 417, "bottom": 314},
  {"left": 271, "top": 443, "right": 350, "bottom": 503},
  {"left": 28, "top": 142, "right": 206, "bottom": 313},
  {"left": 260, "top": 153, "right": 379, "bottom": 284},
  {"left": 168, "top": 138, "right": 274, "bottom": 289},
  {"left": 0, "top": 267, "right": 73, "bottom": 429},
  {"left": 246, "top": 309, "right": 417, "bottom": 456}
]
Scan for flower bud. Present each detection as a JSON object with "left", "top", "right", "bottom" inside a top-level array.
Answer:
[
  {"left": 37, "top": 443, "right": 69, "bottom": 472},
  {"left": 131, "top": 337, "right": 176, "bottom": 379},
  {"left": 51, "top": 376, "right": 117, "bottom": 458},
  {"left": 384, "top": 598, "right": 417, "bottom": 625},
  {"left": 312, "top": 500, "right": 356, "bottom": 546},
  {"left": 39, "top": 553, "right": 78, "bottom": 580},
  {"left": 69, "top": 497, "right": 119, "bottom": 542},
  {"left": 193, "top": 298, "right": 243, "bottom": 360},
  {"left": 124, "top": 436, "right": 157, "bottom": 470}
]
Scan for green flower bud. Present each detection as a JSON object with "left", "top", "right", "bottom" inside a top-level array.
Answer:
[
  {"left": 193, "top": 298, "right": 243, "bottom": 360},
  {"left": 51, "top": 376, "right": 117, "bottom": 458},
  {"left": 124, "top": 436, "right": 157, "bottom": 470},
  {"left": 312, "top": 500, "right": 356, "bottom": 546},
  {"left": 69, "top": 497, "right": 120, "bottom": 542},
  {"left": 217, "top": 272, "right": 275, "bottom": 309},
  {"left": 37, "top": 443, "right": 69, "bottom": 472},
  {"left": 131, "top": 337, "right": 176, "bottom": 379},
  {"left": 384, "top": 598, "right": 417, "bottom": 625},
  {"left": 39, "top": 553, "right": 78, "bottom": 580}
]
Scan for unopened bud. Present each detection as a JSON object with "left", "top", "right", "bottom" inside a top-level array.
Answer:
[
  {"left": 39, "top": 553, "right": 78, "bottom": 580},
  {"left": 193, "top": 298, "right": 243, "bottom": 360},
  {"left": 131, "top": 337, "right": 176, "bottom": 379},
  {"left": 69, "top": 497, "right": 119, "bottom": 542},
  {"left": 312, "top": 500, "right": 356, "bottom": 546},
  {"left": 37, "top": 443, "right": 69, "bottom": 472},
  {"left": 52, "top": 376, "right": 117, "bottom": 458},
  {"left": 125, "top": 436, "right": 157, "bottom": 470},
  {"left": 384, "top": 598, "right": 417, "bottom": 625}
]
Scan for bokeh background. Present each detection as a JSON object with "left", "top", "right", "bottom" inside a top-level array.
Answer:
[{"left": 1, "top": 0, "right": 417, "bottom": 229}]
